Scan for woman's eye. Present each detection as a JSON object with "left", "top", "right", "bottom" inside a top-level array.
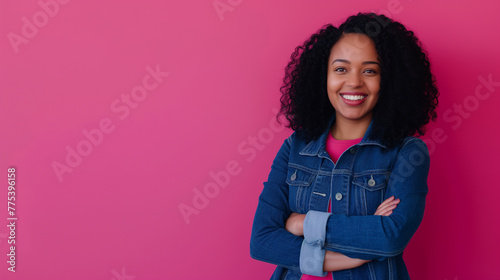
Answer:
[
  {"left": 364, "top": 69, "right": 377, "bottom": 74},
  {"left": 335, "top": 67, "right": 347, "bottom": 72}
]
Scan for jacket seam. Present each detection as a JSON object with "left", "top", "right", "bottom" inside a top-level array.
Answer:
[{"left": 324, "top": 244, "right": 405, "bottom": 257}]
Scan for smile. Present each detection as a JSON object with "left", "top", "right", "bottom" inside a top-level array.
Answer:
[{"left": 340, "top": 94, "right": 367, "bottom": 101}]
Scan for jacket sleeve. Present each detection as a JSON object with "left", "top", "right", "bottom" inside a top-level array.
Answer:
[
  {"left": 250, "top": 135, "right": 304, "bottom": 271},
  {"left": 308, "top": 137, "right": 429, "bottom": 260}
]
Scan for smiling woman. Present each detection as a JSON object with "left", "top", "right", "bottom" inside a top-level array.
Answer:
[
  {"left": 250, "top": 13, "right": 439, "bottom": 280},
  {"left": 327, "top": 33, "right": 381, "bottom": 140}
]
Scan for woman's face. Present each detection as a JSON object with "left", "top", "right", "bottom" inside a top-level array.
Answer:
[{"left": 327, "top": 33, "right": 381, "bottom": 125}]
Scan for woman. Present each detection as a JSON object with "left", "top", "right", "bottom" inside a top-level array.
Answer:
[{"left": 250, "top": 13, "right": 438, "bottom": 279}]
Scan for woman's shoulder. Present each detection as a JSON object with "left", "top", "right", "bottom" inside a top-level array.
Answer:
[
  {"left": 393, "top": 136, "right": 430, "bottom": 162},
  {"left": 400, "top": 136, "right": 429, "bottom": 152},
  {"left": 285, "top": 131, "right": 306, "bottom": 145},
  {"left": 285, "top": 131, "right": 323, "bottom": 149}
]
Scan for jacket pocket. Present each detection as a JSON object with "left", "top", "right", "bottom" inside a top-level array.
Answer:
[
  {"left": 286, "top": 165, "right": 317, "bottom": 213},
  {"left": 352, "top": 172, "right": 390, "bottom": 215}
]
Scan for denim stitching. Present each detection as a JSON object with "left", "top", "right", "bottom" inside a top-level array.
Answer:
[
  {"left": 296, "top": 186, "right": 302, "bottom": 213},
  {"left": 361, "top": 187, "right": 367, "bottom": 215},
  {"left": 388, "top": 257, "right": 394, "bottom": 280},
  {"left": 368, "top": 261, "right": 376, "bottom": 279}
]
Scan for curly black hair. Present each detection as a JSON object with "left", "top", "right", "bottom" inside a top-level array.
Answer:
[{"left": 278, "top": 13, "right": 439, "bottom": 147}]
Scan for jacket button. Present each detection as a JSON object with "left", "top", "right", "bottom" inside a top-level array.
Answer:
[
  {"left": 350, "top": 148, "right": 357, "bottom": 154},
  {"left": 368, "top": 175, "right": 376, "bottom": 187},
  {"left": 335, "top": 193, "right": 342, "bottom": 201},
  {"left": 290, "top": 170, "right": 297, "bottom": 181}
]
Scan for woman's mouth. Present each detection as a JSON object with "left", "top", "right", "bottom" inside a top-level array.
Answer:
[{"left": 340, "top": 93, "right": 368, "bottom": 105}]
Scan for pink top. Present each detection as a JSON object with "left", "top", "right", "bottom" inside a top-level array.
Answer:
[
  {"left": 325, "top": 133, "right": 363, "bottom": 164},
  {"left": 301, "top": 133, "right": 362, "bottom": 279}
]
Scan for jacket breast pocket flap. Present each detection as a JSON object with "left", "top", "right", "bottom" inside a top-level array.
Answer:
[
  {"left": 286, "top": 167, "right": 316, "bottom": 187},
  {"left": 352, "top": 173, "right": 389, "bottom": 191}
]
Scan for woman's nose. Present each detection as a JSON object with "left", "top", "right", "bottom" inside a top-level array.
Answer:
[{"left": 346, "top": 73, "right": 363, "bottom": 88}]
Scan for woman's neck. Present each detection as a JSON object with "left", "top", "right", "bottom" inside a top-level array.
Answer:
[{"left": 330, "top": 116, "right": 372, "bottom": 140}]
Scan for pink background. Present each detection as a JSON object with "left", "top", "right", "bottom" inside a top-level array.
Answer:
[{"left": 1, "top": 0, "right": 500, "bottom": 279}]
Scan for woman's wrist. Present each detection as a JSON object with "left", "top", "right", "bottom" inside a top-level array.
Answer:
[
  {"left": 286, "top": 213, "right": 305, "bottom": 236},
  {"left": 323, "top": 250, "right": 370, "bottom": 271}
]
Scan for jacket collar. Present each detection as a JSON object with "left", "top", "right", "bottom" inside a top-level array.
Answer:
[{"left": 299, "top": 115, "right": 387, "bottom": 157}]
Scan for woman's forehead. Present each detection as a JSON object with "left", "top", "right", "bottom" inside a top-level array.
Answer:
[{"left": 329, "top": 33, "right": 379, "bottom": 62}]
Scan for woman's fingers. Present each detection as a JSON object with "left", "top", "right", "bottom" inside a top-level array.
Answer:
[
  {"left": 374, "top": 196, "right": 394, "bottom": 215},
  {"left": 378, "top": 198, "right": 400, "bottom": 212},
  {"left": 376, "top": 203, "right": 398, "bottom": 216},
  {"left": 374, "top": 196, "right": 400, "bottom": 216}
]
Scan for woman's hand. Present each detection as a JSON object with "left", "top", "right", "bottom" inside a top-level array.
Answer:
[
  {"left": 374, "top": 196, "right": 400, "bottom": 216},
  {"left": 285, "top": 213, "right": 306, "bottom": 236}
]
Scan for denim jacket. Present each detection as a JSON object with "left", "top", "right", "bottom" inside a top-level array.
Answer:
[{"left": 250, "top": 119, "right": 429, "bottom": 280}]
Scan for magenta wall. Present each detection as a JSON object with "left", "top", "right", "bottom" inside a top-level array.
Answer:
[{"left": 1, "top": 0, "right": 500, "bottom": 279}]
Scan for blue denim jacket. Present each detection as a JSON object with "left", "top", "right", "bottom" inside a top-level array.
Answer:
[{"left": 250, "top": 119, "right": 429, "bottom": 280}]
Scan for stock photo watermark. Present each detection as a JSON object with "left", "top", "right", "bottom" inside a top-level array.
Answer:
[
  {"left": 7, "top": 0, "right": 71, "bottom": 54},
  {"left": 370, "top": 0, "right": 409, "bottom": 20},
  {"left": 213, "top": 0, "right": 243, "bottom": 21},
  {"left": 178, "top": 108, "right": 285, "bottom": 224},
  {"left": 6, "top": 167, "right": 17, "bottom": 272},
  {"left": 51, "top": 64, "right": 169, "bottom": 183},
  {"left": 111, "top": 267, "right": 136, "bottom": 280}
]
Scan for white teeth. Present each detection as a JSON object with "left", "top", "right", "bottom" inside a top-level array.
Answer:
[{"left": 341, "top": 94, "right": 366, "bottom": 101}]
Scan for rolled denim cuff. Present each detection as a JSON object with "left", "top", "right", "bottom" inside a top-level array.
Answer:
[
  {"left": 299, "top": 211, "right": 331, "bottom": 276},
  {"left": 300, "top": 239, "right": 327, "bottom": 276},
  {"left": 303, "top": 210, "right": 331, "bottom": 244}
]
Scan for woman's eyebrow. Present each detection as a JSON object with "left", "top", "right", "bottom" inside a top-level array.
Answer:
[
  {"left": 362, "top": 61, "right": 380, "bottom": 66},
  {"left": 332, "top": 59, "right": 380, "bottom": 66},
  {"left": 332, "top": 59, "right": 350, "bottom": 64}
]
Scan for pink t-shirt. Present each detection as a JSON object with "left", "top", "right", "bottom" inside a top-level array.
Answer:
[
  {"left": 325, "top": 133, "right": 363, "bottom": 164},
  {"left": 301, "top": 133, "right": 362, "bottom": 279}
]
